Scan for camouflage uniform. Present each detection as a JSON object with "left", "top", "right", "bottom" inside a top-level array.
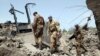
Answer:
[
  {"left": 33, "top": 13, "right": 45, "bottom": 49},
  {"left": 69, "top": 25, "right": 87, "bottom": 56},
  {"left": 48, "top": 20, "right": 60, "bottom": 52}
]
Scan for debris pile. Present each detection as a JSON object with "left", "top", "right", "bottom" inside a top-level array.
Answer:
[
  {"left": 0, "top": 28, "right": 100, "bottom": 56},
  {"left": 19, "top": 29, "right": 100, "bottom": 56},
  {"left": 59, "top": 29, "right": 100, "bottom": 56},
  {"left": 0, "top": 28, "right": 26, "bottom": 56}
]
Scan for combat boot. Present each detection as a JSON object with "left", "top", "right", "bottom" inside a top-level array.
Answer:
[
  {"left": 49, "top": 47, "right": 55, "bottom": 54},
  {"left": 39, "top": 43, "right": 42, "bottom": 50},
  {"left": 34, "top": 43, "right": 39, "bottom": 48}
]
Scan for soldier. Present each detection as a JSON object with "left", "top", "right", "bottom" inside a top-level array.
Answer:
[
  {"left": 47, "top": 16, "right": 60, "bottom": 53},
  {"left": 33, "top": 12, "right": 45, "bottom": 50},
  {"left": 69, "top": 24, "right": 87, "bottom": 56}
]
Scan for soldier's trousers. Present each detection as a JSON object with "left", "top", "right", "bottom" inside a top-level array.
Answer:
[
  {"left": 34, "top": 28, "right": 43, "bottom": 45},
  {"left": 76, "top": 44, "right": 87, "bottom": 56},
  {"left": 35, "top": 36, "right": 42, "bottom": 45},
  {"left": 50, "top": 31, "right": 57, "bottom": 50}
]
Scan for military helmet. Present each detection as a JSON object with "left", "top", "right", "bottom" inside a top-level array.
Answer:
[
  {"left": 48, "top": 16, "right": 52, "bottom": 19},
  {"left": 33, "top": 11, "right": 38, "bottom": 16},
  {"left": 75, "top": 24, "right": 80, "bottom": 29}
]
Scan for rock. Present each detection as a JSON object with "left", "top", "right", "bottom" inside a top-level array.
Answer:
[
  {"left": 0, "top": 36, "right": 6, "bottom": 42},
  {"left": 0, "top": 47, "right": 27, "bottom": 56}
]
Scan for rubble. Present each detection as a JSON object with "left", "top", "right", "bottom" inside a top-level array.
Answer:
[
  {"left": 0, "top": 37, "right": 26, "bottom": 56},
  {"left": 0, "top": 28, "right": 100, "bottom": 56}
]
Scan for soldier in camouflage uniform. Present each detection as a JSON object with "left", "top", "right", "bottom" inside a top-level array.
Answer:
[
  {"left": 69, "top": 18, "right": 91, "bottom": 56},
  {"left": 69, "top": 24, "right": 87, "bottom": 56},
  {"left": 33, "top": 12, "right": 45, "bottom": 50},
  {"left": 47, "top": 16, "right": 60, "bottom": 53}
]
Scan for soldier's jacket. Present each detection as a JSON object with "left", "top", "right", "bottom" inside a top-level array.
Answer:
[
  {"left": 75, "top": 30, "right": 83, "bottom": 44},
  {"left": 86, "top": 0, "right": 100, "bottom": 9},
  {"left": 48, "top": 20, "right": 60, "bottom": 35},
  {"left": 33, "top": 14, "right": 45, "bottom": 29},
  {"left": 33, "top": 14, "right": 45, "bottom": 37},
  {"left": 86, "top": 0, "right": 100, "bottom": 16},
  {"left": 69, "top": 28, "right": 85, "bottom": 45}
]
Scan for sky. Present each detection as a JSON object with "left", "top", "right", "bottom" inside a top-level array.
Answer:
[{"left": 0, "top": 0, "right": 96, "bottom": 30}]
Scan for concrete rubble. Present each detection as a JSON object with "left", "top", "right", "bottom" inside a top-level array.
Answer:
[{"left": 0, "top": 29, "right": 100, "bottom": 56}]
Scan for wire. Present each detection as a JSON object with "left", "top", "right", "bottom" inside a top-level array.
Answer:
[
  {"left": 78, "top": 14, "right": 93, "bottom": 25},
  {"left": 65, "top": 5, "right": 86, "bottom": 9},
  {"left": 78, "top": 17, "right": 87, "bottom": 24},
  {"left": 67, "top": 10, "right": 90, "bottom": 25}
]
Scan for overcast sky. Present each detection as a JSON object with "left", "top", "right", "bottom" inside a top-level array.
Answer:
[{"left": 0, "top": 0, "right": 96, "bottom": 30}]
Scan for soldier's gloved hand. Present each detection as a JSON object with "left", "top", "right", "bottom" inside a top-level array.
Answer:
[{"left": 69, "top": 34, "right": 75, "bottom": 40}]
